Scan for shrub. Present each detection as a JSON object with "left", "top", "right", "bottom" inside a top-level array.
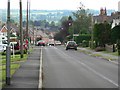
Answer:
[
  {"left": 89, "top": 41, "right": 97, "bottom": 49},
  {"left": 76, "top": 34, "right": 91, "bottom": 44},
  {"left": 82, "top": 40, "right": 89, "bottom": 47}
]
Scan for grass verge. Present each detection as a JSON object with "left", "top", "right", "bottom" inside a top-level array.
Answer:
[{"left": 0, "top": 53, "right": 28, "bottom": 88}]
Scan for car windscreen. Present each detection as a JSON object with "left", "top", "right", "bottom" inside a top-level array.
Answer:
[{"left": 68, "top": 42, "right": 76, "bottom": 45}]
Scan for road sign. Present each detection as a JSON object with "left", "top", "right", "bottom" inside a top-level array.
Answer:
[{"left": 73, "top": 34, "right": 79, "bottom": 36}]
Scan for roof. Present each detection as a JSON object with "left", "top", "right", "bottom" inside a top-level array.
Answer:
[
  {"left": 0, "top": 25, "right": 7, "bottom": 33},
  {"left": 93, "top": 15, "right": 113, "bottom": 23}
]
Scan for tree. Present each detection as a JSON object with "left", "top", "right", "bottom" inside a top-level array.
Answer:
[
  {"left": 50, "top": 21, "right": 55, "bottom": 28},
  {"left": 93, "top": 22, "right": 111, "bottom": 47},
  {"left": 60, "top": 16, "right": 68, "bottom": 23},
  {"left": 54, "top": 16, "right": 73, "bottom": 42},
  {"left": 72, "top": 8, "right": 92, "bottom": 34},
  {"left": 111, "top": 25, "right": 120, "bottom": 54},
  {"left": 54, "top": 32, "right": 64, "bottom": 42},
  {"left": 111, "top": 25, "right": 120, "bottom": 44}
]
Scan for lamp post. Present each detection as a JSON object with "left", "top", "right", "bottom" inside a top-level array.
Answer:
[
  {"left": 20, "top": 0, "right": 23, "bottom": 58},
  {"left": 26, "top": 0, "right": 30, "bottom": 51},
  {"left": 68, "top": 22, "right": 74, "bottom": 40},
  {"left": 6, "top": 0, "right": 11, "bottom": 85},
  {"left": 68, "top": 16, "right": 73, "bottom": 41}
]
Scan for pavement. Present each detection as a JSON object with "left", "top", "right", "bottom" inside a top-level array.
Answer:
[
  {"left": 78, "top": 47, "right": 119, "bottom": 64},
  {"left": 2, "top": 46, "right": 41, "bottom": 90}
]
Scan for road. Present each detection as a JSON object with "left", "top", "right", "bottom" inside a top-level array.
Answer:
[{"left": 42, "top": 46, "right": 118, "bottom": 88}]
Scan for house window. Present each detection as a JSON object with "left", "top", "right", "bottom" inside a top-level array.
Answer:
[{"left": 2, "top": 40, "right": 7, "bottom": 44}]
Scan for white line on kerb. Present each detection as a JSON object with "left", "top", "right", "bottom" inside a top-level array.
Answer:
[{"left": 38, "top": 47, "right": 43, "bottom": 88}]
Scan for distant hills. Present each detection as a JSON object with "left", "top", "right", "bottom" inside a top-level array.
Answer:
[{"left": 0, "top": 9, "right": 115, "bottom": 23}]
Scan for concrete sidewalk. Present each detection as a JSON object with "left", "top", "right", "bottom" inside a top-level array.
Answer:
[
  {"left": 78, "top": 47, "right": 118, "bottom": 64},
  {"left": 2, "top": 46, "right": 41, "bottom": 90}
]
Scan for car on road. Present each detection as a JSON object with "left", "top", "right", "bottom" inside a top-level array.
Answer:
[
  {"left": 36, "top": 40, "right": 46, "bottom": 46},
  {"left": 66, "top": 41, "right": 77, "bottom": 50},
  {"left": 55, "top": 40, "right": 62, "bottom": 46}
]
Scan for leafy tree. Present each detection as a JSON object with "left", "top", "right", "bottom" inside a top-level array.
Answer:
[
  {"left": 50, "top": 21, "right": 55, "bottom": 27},
  {"left": 111, "top": 25, "right": 120, "bottom": 43},
  {"left": 93, "top": 22, "right": 111, "bottom": 47},
  {"left": 72, "top": 8, "right": 92, "bottom": 34},
  {"left": 60, "top": 16, "right": 68, "bottom": 23},
  {"left": 54, "top": 32, "right": 64, "bottom": 42},
  {"left": 54, "top": 16, "right": 73, "bottom": 42},
  {"left": 111, "top": 25, "right": 120, "bottom": 54}
]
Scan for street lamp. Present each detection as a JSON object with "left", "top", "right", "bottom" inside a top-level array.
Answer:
[
  {"left": 26, "top": 0, "right": 31, "bottom": 51},
  {"left": 61, "top": 27, "right": 64, "bottom": 30},
  {"left": 69, "top": 22, "right": 72, "bottom": 26},
  {"left": 20, "top": 0, "right": 23, "bottom": 58},
  {"left": 68, "top": 22, "right": 74, "bottom": 41},
  {"left": 6, "top": 0, "right": 11, "bottom": 85}
]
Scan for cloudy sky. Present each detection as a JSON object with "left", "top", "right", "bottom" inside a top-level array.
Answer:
[{"left": 0, "top": 0, "right": 119, "bottom": 11}]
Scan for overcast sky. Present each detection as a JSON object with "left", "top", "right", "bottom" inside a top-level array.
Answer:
[{"left": 0, "top": 0, "right": 119, "bottom": 11}]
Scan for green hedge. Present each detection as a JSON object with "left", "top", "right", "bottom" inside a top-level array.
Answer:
[{"left": 76, "top": 34, "right": 91, "bottom": 44}]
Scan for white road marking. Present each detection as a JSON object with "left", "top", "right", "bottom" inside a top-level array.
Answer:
[
  {"left": 53, "top": 47, "right": 118, "bottom": 87},
  {"left": 78, "top": 61, "right": 118, "bottom": 87},
  {"left": 38, "top": 47, "right": 43, "bottom": 88}
]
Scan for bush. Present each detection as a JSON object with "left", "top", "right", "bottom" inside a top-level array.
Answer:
[
  {"left": 89, "top": 41, "right": 96, "bottom": 49},
  {"left": 76, "top": 34, "right": 91, "bottom": 44},
  {"left": 82, "top": 40, "right": 89, "bottom": 47}
]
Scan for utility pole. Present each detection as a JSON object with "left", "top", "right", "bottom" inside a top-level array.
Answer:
[
  {"left": 26, "top": 0, "right": 28, "bottom": 39},
  {"left": 26, "top": 0, "right": 29, "bottom": 50},
  {"left": 20, "top": 0, "right": 23, "bottom": 58},
  {"left": 91, "top": 14, "right": 94, "bottom": 49},
  {"left": 6, "top": 0, "right": 11, "bottom": 85},
  {"left": 28, "top": 1, "right": 31, "bottom": 45},
  {"left": 33, "top": 24, "right": 35, "bottom": 45}
]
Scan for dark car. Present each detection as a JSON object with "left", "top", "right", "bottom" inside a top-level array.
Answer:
[{"left": 66, "top": 41, "right": 77, "bottom": 50}]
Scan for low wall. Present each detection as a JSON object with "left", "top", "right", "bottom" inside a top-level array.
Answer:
[
  {"left": 105, "top": 44, "right": 117, "bottom": 52},
  {"left": 105, "top": 44, "right": 113, "bottom": 52}
]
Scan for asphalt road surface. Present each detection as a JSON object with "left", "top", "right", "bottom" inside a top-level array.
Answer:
[{"left": 42, "top": 46, "right": 118, "bottom": 88}]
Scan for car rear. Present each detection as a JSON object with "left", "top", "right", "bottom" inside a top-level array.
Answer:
[{"left": 66, "top": 41, "right": 77, "bottom": 50}]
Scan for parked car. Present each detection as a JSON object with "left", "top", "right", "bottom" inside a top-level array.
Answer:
[
  {"left": 0, "top": 44, "right": 6, "bottom": 52},
  {"left": 66, "top": 41, "right": 77, "bottom": 50},
  {"left": 0, "top": 43, "right": 13, "bottom": 53},
  {"left": 13, "top": 42, "right": 28, "bottom": 54}
]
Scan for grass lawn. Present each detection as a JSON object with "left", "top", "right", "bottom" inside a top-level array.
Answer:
[
  {"left": 0, "top": 63, "right": 20, "bottom": 81},
  {"left": 2, "top": 54, "right": 27, "bottom": 65}
]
